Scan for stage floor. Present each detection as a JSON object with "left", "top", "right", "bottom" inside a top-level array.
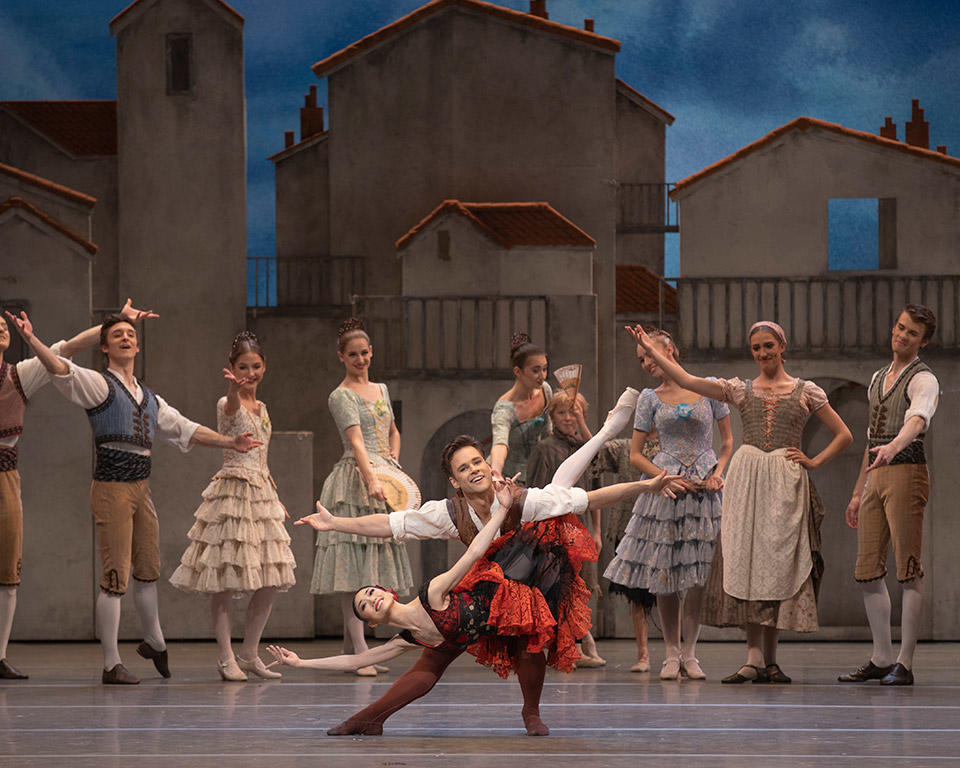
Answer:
[{"left": 2, "top": 640, "right": 959, "bottom": 767}]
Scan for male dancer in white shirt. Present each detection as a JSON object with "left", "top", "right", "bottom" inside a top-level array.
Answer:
[
  {"left": 19, "top": 310, "right": 262, "bottom": 684},
  {"left": 1, "top": 302, "right": 153, "bottom": 679},
  {"left": 840, "top": 305, "right": 939, "bottom": 686},
  {"left": 298, "top": 389, "right": 685, "bottom": 735}
]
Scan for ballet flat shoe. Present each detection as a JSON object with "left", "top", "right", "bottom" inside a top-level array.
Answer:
[
  {"left": 660, "top": 658, "right": 682, "bottom": 680},
  {"left": 0, "top": 659, "right": 28, "bottom": 679},
  {"left": 217, "top": 659, "right": 248, "bottom": 682},
  {"left": 102, "top": 663, "right": 140, "bottom": 685},
  {"left": 630, "top": 659, "right": 651, "bottom": 673},
  {"left": 137, "top": 641, "right": 171, "bottom": 678},
  {"left": 237, "top": 656, "right": 281, "bottom": 679},
  {"left": 681, "top": 657, "right": 707, "bottom": 680}
]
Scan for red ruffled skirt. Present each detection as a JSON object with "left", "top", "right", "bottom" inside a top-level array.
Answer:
[{"left": 457, "top": 514, "right": 597, "bottom": 678}]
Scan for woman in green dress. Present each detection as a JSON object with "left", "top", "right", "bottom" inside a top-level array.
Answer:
[
  {"left": 310, "top": 319, "right": 414, "bottom": 676},
  {"left": 489, "top": 332, "right": 552, "bottom": 485}
]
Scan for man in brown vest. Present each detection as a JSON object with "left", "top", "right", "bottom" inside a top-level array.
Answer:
[
  {"left": 840, "top": 305, "right": 939, "bottom": 686},
  {"left": 298, "top": 390, "right": 683, "bottom": 735}
]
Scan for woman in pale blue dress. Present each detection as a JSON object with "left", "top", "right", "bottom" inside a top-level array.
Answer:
[
  {"left": 489, "top": 332, "right": 552, "bottom": 485},
  {"left": 604, "top": 329, "right": 733, "bottom": 680}
]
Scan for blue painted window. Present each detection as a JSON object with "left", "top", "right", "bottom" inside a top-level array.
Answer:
[{"left": 828, "top": 198, "right": 896, "bottom": 270}]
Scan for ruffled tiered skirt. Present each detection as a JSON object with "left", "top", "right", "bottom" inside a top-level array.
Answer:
[
  {"left": 310, "top": 456, "right": 413, "bottom": 594},
  {"left": 170, "top": 476, "right": 296, "bottom": 594},
  {"left": 603, "top": 488, "right": 721, "bottom": 596},
  {"left": 461, "top": 515, "right": 596, "bottom": 679}
]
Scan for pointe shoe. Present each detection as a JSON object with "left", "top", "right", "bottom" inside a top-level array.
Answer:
[
  {"left": 373, "top": 665, "right": 389, "bottom": 673},
  {"left": 237, "top": 656, "right": 281, "bottom": 679},
  {"left": 681, "top": 657, "right": 707, "bottom": 680},
  {"left": 630, "top": 659, "right": 651, "bottom": 673},
  {"left": 604, "top": 388, "right": 641, "bottom": 428},
  {"left": 660, "top": 657, "right": 682, "bottom": 680},
  {"left": 218, "top": 659, "right": 248, "bottom": 682},
  {"left": 574, "top": 654, "right": 606, "bottom": 669},
  {"left": 136, "top": 641, "right": 171, "bottom": 678},
  {"left": 353, "top": 665, "right": 378, "bottom": 677}
]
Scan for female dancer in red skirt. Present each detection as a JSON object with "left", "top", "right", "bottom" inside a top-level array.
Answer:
[{"left": 268, "top": 468, "right": 681, "bottom": 727}]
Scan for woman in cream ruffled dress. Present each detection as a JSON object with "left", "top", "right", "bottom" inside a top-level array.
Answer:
[{"left": 170, "top": 332, "right": 296, "bottom": 681}]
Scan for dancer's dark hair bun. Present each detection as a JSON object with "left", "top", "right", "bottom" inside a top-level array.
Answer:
[
  {"left": 338, "top": 317, "right": 365, "bottom": 338},
  {"left": 229, "top": 330, "right": 264, "bottom": 364},
  {"left": 510, "top": 331, "right": 532, "bottom": 356},
  {"left": 509, "top": 331, "right": 544, "bottom": 370},
  {"left": 338, "top": 317, "right": 371, "bottom": 352}
]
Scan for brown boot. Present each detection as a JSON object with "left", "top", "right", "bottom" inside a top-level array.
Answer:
[
  {"left": 0, "top": 659, "right": 28, "bottom": 679},
  {"left": 102, "top": 663, "right": 140, "bottom": 685}
]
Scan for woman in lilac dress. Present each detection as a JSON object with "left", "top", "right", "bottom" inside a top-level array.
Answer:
[{"left": 604, "top": 329, "right": 733, "bottom": 680}]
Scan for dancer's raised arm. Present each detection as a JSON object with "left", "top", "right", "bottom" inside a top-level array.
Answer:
[
  {"left": 626, "top": 325, "right": 725, "bottom": 401},
  {"left": 266, "top": 636, "right": 413, "bottom": 672},
  {"left": 5, "top": 311, "right": 67, "bottom": 375}
]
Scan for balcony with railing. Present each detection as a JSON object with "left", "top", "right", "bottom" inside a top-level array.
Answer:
[
  {"left": 351, "top": 295, "right": 551, "bottom": 378},
  {"left": 674, "top": 273, "right": 960, "bottom": 357},
  {"left": 247, "top": 256, "right": 364, "bottom": 312},
  {"left": 618, "top": 182, "right": 678, "bottom": 234}
]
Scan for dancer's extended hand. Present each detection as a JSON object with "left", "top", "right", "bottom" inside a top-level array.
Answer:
[
  {"left": 232, "top": 432, "right": 263, "bottom": 453},
  {"left": 492, "top": 472, "right": 521, "bottom": 510},
  {"left": 647, "top": 469, "right": 686, "bottom": 498},
  {"left": 296, "top": 502, "right": 335, "bottom": 531},
  {"left": 624, "top": 323, "right": 653, "bottom": 354},
  {"left": 845, "top": 496, "right": 860, "bottom": 529},
  {"left": 784, "top": 447, "right": 817, "bottom": 470},
  {"left": 223, "top": 367, "right": 256, "bottom": 390},
  {"left": 4, "top": 310, "right": 34, "bottom": 343},
  {"left": 119, "top": 298, "right": 159, "bottom": 322},
  {"left": 265, "top": 645, "right": 301, "bottom": 668}
]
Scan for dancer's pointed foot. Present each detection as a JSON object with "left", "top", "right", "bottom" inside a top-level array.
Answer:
[
  {"left": 137, "top": 641, "right": 170, "bottom": 678},
  {"left": 604, "top": 388, "right": 640, "bottom": 429},
  {"left": 522, "top": 710, "right": 550, "bottom": 736},
  {"left": 102, "top": 663, "right": 140, "bottom": 685},
  {"left": 327, "top": 718, "right": 383, "bottom": 736}
]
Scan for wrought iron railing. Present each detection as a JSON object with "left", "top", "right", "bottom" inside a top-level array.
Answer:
[
  {"left": 351, "top": 295, "right": 550, "bottom": 377},
  {"left": 674, "top": 274, "right": 960, "bottom": 355},
  {"left": 618, "top": 182, "right": 678, "bottom": 233},
  {"left": 247, "top": 256, "right": 364, "bottom": 309}
]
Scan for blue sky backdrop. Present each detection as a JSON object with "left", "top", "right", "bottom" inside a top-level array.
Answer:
[{"left": 2, "top": 0, "right": 958, "bottom": 275}]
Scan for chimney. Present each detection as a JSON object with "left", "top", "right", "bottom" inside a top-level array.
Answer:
[
  {"left": 584, "top": 18, "right": 594, "bottom": 32},
  {"left": 284, "top": 130, "right": 294, "bottom": 148},
  {"left": 300, "top": 85, "right": 325, "bottom": 140},
  {"left": 879, "top": 116, "right": 897, "bottom": 141},
  {"left": 529, "top": 0, "right": 548, "bottom": 20},
  {"left": 937, "top": 145, "right": 948, "bottom": 154},
  {"left": 904, "top": 98, "right": 929, "bottom": 149}
]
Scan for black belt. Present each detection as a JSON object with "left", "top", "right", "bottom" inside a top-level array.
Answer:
[
  {"left": 867, "top": 438, "right": 925, "bottom": 466},
  {"left": 94, "top": 446, "right": 152, "bottom": 482}
]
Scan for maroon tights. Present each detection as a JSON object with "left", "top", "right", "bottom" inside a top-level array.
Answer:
[{"left": 327, "top": 646, "right": 548, "bottom": 736}]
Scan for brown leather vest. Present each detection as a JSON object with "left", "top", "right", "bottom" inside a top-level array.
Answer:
[
  {"left": 0, "top": 362, "right": 27, "bottom": 440},
  {"left": 445, "top": 489, "right": 528, "bottom": 546}
]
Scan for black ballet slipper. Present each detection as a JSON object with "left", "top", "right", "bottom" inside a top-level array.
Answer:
[
  {"left": 764, "top": 663, "right": 791, "bottom": 683},
  {"left": 721, "top": 664, "right": 768, "bottom": 684}
]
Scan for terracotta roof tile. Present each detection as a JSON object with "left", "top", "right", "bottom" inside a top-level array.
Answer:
[
  {"left": 0, "top": 196, "right": 98, "bottom": 255},
  {"left": 616, "top": 265, "right": 676, "bottom": 313},
  {"left": 0, "top": 161, "right": 97, "bottom": 207},
  {"left": 615, "top": 79, "right": 674, "bottom": 125},
  {"left": 0, "top": 100, "right": 117, "bottom": 157},
  {"left": 396, "top": 200, "right": 595, "bottom": 250},
  {"left": 672, "top": 116, "right": 960, "bottom": 197},
  {"left": 313, "top": 0, "right": 619, "bottom": 77}
]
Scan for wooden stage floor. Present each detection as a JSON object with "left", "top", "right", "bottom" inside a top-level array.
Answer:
[{"left": 2, "top": 640, "right": 959, "bottom": 767}]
